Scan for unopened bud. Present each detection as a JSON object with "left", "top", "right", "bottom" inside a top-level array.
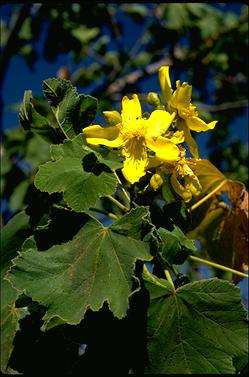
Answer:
[
  {"left": 103, "top": 111, "right": 122, "bottom": 126},
  {"left": 146, "top": 92, "right": 161, "bottom": 108},
  {"left": 150, "top": 173, "right": 164, "bottom": 191}
]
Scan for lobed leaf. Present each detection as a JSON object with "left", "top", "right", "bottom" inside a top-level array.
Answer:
[
  {"left": 42, "top": 78, "right": 97, "bottom": 139},
  {"left": 143, "top": 269, "right": 249, "bottom": 374},
  {"left": 158, "top": 225, "right": 197, "bottom": 265},
  {"left": 19, "top": 91, "right": 59, "bottom": 143},
  {"left": 34, "top": 135, "right": 117, "bottom": 212},
  {"left": 0, "top": 211, "right": 32, "bottom": 373},
  {"left": 6, "top": 208, "right": 153, "bottom": 327}
]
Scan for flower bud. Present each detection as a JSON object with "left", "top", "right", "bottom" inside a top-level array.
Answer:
[
  {"left": 150, "top": 173, "right": 164, "bottom": 191},
  {"left": 103, "top": 111, "right": 122, "bottom": 126},
  {"left": 146, "top": 92, "right": 161, "bottom": 108}
]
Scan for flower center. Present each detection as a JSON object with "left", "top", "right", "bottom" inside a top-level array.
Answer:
[
  {"left": 121, "top": 119, "right": 147, "bottom": 142},
  {"left": 179, "top": 104, "right": 198, "bottom": 119}
]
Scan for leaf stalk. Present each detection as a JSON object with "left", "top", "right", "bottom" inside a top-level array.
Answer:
[
  {"left": 189, "top": 255, "right": 249, "bottom": 279},
  {"left": 107, "top": 195, "right": 129, "bottom": 213},
  {"left": 114, "top": 171, "right": 130, "bottom": 208},
  {"left": 190, "top": 179, "right": 228, "bottom": 211},
  {"left": 165, "top": 270, "right": 175, "bottom": 290}
]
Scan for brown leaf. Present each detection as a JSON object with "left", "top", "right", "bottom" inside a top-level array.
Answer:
[
  {"left": 188, "top": 179, "right": 248, "bottom": 283},
  {"left": 224, "top": 182, "right": 248, "bottom": 282}
]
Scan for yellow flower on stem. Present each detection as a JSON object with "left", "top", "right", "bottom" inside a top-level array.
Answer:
[
  {"left": 158, "top": 66, "right": 218, "bottom": 159},
  {"left": 170, "top": 154, "right": 202, "bottom": 203},
  {"left": 83, "top": 94, "right": 180, "bottom": 184},
  {"left": 148, "top": 147, "right": 202, "bottom": 202}
]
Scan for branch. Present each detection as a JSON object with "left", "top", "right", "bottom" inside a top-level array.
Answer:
[
  {"left": 106, "top": 56, "right": 172, "bottom": 95},
  {"left": 195, "top": 99, "right": 248, "bottom": 112}
]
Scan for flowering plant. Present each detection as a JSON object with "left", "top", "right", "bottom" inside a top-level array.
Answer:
[{"left": 1, "top": 66, "right": 248, "bottom": 375}]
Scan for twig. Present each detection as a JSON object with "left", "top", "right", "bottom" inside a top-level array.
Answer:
[
  {"left": 106, "top": 57, "right": 172, "bottom": 95},
  {"left": 195, "top": 99, "right": 248, "bottom": 113}
]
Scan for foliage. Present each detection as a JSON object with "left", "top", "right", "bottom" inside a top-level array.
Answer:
[
  {"left": 0, "top": 3, "right": 248, "bottom": 376},
  {"left": 1, "top": 71, "right": 248, "bottom": 375}
]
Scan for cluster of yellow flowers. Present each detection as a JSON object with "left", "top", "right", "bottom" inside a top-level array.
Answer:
[{"left": 83, "top": 66, "right": 218, "bottom": 203}]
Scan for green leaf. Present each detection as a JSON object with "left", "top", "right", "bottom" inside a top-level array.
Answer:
[
  {"left": 1, "top": 211, "right": 31, "bottom": 270},
  {"left": 111, "top": 205, "right": 153, "bottom": 239},
  {"left": 0, "top": 279, "right": 28, "bottom": 373},
  {"left": 19, "top": 91, "right": 59, "bottom": 143},
  {"left": 122, "top": 4, "right": 148, "bottom": 22},
  {"left": 165, "top": 4, "right": 191, "bottom": 30},
  {"left": 9, "top": 180, "right": 30, "bottom": 212},
  {"left": 0, "top": 211, "right": 31, "bottom": 373},
  {"left": 158, "top": 225, "right": 197, "bottom": 265},
  {"left": 162, "top": 173, "right": 178, "bottom": 203},
  {"left": 34, "top": 135, "right": 117, "bottom": 212},
  {"left": 42, "top": 78, "right": 97, "bottom": 139},
  {"left": 84, "top": 142, "right": 123, "bottom": 171},
  {"left": 25, "top": 133, "right": 50, "bottom": 169},
  {"left": 143, "top": 270, "right": 248, "bottom": 374},
  {"left": 77, "top": 94, "right": 98, "bottom": 129},
  {"left": 71, "top": 25, "right": 99, "bottom": 44},
  {"left": 7, "top": 208, "right": 153, "bottom": 327}
]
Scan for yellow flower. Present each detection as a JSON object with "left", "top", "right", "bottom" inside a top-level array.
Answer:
[
  {"left": 148, "top": 146, "right": 202, "bottom": 202},
  {"left": 170, "top": 156, "right": 202, "bottom": 203},
  {"left": 83, "top": 94, "right": 180, "bottom": 184},
  {"left": 158, "top": 66, "right": 218, "bottom": 158}
]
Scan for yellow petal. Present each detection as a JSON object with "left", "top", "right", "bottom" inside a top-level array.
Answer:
[
  {"left": 170, "top": 82, "right": 192, "bottom": 110},
  {"left": 158, "top": 66, "right": 173, "bottom": 104},
  {"left": 121, "top": 138, "right": 148, "bottom": 184},
  {"left": 121, "top": 94, "right": 142, "bottom": 124},
  {"left": 167, "top": 130, "right": 185, "bottom": 144},
  {"left": 146, "top": 136, "right": 181, "bottom": 163},
  {"left": 146, "top": 110, "right": 176, "bottom": 138},
  {"left": 103, "top": 111, "right": 122, "bottom": 126},
  {"left": 185, "top": 116, "right": 217, "bottom": 132},
  {"left": 185, "top": 175, "right": 202, "bottom": 196},
  {"left": 171, "top": 160, "right": 202, "bottom": 202},
  {"left": 171, "top": 172, "right": 201, "bottom": 203},
  {"left": 176, "top": 119, "right": 199, "bottom": 159},
  {"left": 83, "top": 125, "right": 124, "bottom": 147},
  {"left": 171, "top": 171, "right": 192, "bottom": 202}
]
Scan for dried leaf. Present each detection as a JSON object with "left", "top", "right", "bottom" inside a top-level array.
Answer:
[{"left": 188, "top": 179, "right": 248, "bottom": 283}]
